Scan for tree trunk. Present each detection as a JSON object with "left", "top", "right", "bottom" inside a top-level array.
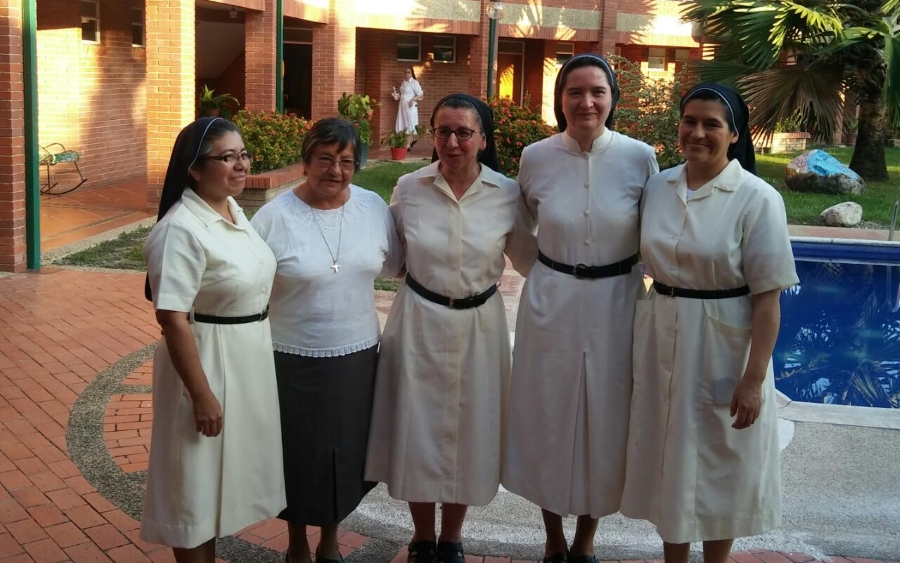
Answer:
[{"left": 849, "top": 96, "right": 888, "bottom": 181}]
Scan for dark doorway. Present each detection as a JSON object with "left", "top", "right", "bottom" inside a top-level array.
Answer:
[{"left": 284, "top": 44, "right": 312, "bottom": 118}]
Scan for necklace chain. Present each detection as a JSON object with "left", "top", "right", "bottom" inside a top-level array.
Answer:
[{"left": 312, "top": 203, "right": 345, "bottom": 273}]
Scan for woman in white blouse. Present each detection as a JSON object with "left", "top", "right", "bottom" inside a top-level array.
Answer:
[
  {"left": 366, "top": 94, "right": 535, "bottom": 563},
  {"left": 620, "top": 83, "right": 798, "bottom": 563},
  {"left": 395, "top": 66, "right": 424, "bottom": 150},
  {"left": 251, "top": 118, "right": 404, "bottom": 563},
  {"left": 502, "top": 54, "right": 658, "bottom": 563}
]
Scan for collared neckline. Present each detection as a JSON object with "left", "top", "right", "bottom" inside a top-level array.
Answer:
[
  {"left": 561, "top": 128, "right": 613, "bottom": 154},
  {"left": 417, "top": 160, "right": 504, "bottom": 201},
  {"left": 180, "top": 188, "right": 246, "bottom": 229},
  {"left": 670, "top": 159, "right": 745, "bottom": 203}
]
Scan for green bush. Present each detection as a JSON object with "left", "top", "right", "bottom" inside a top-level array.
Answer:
[
  {"left": 611, "top": 55, "right": 694, "bottom": 170},
  {"left": 488, "top": 95, "right": 556, "bottom": 176},
  {"left": 338, "top": 93, "right": 379, "bottom": 146},
  {"left": 233, "top": 110, "right": 311, "bottom": 173}
]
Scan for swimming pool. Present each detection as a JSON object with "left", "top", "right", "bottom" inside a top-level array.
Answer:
[{"left": 774, "top": 238, "right": 900, "bottom": 409}]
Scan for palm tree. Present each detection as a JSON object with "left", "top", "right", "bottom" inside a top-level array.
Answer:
[{"left": 682, "top": 0, "right": 900, "bottom": 181}]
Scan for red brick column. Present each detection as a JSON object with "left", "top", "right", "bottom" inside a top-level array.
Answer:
[
  {"left": 469, "top": 11, "right": 490, "bottom": 97},
  {"left": 0, "top": 0, "right": 27, "bottom": 272},
  {"left": 599, "top": 0, "right": 619, "bottom": 57},
  {"left": 145, "top": 0, "right": 195, "bottom": 211},
  {"left": 310, "top": 0, "right": 356, "bottom": 121},
  {"left": 245, "top": 1, "right": 277, "bottom": 112}
]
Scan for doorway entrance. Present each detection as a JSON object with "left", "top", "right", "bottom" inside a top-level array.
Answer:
[
  {"left": 284, "top": 37, "right": 312, "bottom": 118},
  {"left": 498, "top": 40, "right": 524, "bottom": 104}
]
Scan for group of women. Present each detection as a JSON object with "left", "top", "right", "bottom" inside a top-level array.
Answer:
[{"left": 138, "top": 53, "right": 798, "bottom": 563}]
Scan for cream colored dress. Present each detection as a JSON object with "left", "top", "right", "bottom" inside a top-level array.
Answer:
[
  {"left": 620, "top": 160, "right": 799, "bottom": 543},
  {"left": 365, "top": 161, "right": 536, "bottom": 506},
  {"left": 141, "top": 189, "right": 286, "bottom": 548},
  {"left": 502, "top": 131, "right": 659, "bottom": 517}
]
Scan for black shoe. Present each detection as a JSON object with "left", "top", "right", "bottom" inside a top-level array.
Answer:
[
  {"left": 407, "top": 541, "right": 437, "bottom": 563},
  {"left": 315, "top": 548, "right": 344, "bottom": 563},
  {"left": 436, "top": 541, "right": 464, "bottom": 563},
  {"left": 542, "top": 553, "right": 568, "bottom": 563},
  {"left": 409, "top": 139, "right": 417, "bottom": 150},
  {"left": 567, "top": 554, "right": 597, "bottom": 563}
]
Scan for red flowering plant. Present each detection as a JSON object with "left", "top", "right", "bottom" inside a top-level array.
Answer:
[
  {"left": 487, "top": 95, "right": 556, "bottom": 176},
  {"left": 233, "top": 110, "right": 312, "bottom": 173}
]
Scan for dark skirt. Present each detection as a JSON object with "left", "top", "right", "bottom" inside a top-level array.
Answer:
[{"left": 274, "top": 346, "right": 378, "bottom": 526}]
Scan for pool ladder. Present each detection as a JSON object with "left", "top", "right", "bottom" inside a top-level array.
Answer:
[{"left": 891, "top": 193, "right": 900, "bottom": 241}]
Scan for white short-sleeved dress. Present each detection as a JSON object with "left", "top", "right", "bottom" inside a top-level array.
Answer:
[
  {"left": 140, "top": 189, "right": 286, "bottom": 548},
  {"left": 365, "top": 162, "right": 536, "bottom": 506},
  {"left": 396, "top": 78, "right": 423, "bottom": 135},
  {"left": 620, "top": 160, "right": 799, "bottom": 543},
  {"left": 502, "top": 131, "right": 659, "bottom": 518}
]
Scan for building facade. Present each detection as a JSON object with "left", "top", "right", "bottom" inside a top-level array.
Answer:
[{"left": 0, "top": 0, "right": 699, "bottom": 272}]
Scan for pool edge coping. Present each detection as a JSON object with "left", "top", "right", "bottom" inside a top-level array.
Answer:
[{"left": 776, "top": 390, "right": 900, "bottom": 430}]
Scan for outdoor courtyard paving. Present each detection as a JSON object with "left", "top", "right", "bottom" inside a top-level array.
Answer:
[{"left": 0, "top": 264, "right": 897, "bottom": 563}]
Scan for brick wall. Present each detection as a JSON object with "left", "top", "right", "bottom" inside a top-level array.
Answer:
[
  {"left": 309, "top": 0, "right": 356, "bottom": 121},
  {"left": 145, "top": 0, "right": 195, "bottom": 210},
  {"left": 245, "top": 2, "right": 277, "bottom": 112},
  {"left": 0, "top": 0, "right": 27, "bottom": 272},
  {"left": 36, "top": 0, "right": 147, "bottom": 188}
]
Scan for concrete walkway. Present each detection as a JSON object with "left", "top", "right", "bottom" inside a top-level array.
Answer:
[{"left": 0, "top": 225, "right": 898, "bottom": 562}]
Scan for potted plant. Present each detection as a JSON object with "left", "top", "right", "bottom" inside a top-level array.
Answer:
[
  {"left": 199, "top": 85, "right": 239, "bottom": 118},
  {"left": 381, "top": 130, "right": 409, "bottom": 160},
  {"left": 338, "top": 92, "right": 379, "bottom": 168}
]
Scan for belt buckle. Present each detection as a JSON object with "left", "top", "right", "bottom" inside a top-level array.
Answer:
[
  {"left": 573, "top": 263, "right": 588, "bottom": 279},
  {"left": 447, "top": 298, "right": 456, "bottom": 309},
  {"left": 667, "top": 285, "right": 676, "bottom": 297}
]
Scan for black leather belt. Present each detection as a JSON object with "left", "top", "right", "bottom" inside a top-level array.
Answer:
[
  {"left": 405, "top": 274, "right": 497, "bottom": 310},
  {"left": 652, "top": 282, "right": 750, "bottom": 299},
  {"left": 538, "top": 251, "right": 638, "bottom": 279},
  {"left": 191, "top": 307, "right": 269, "bottom": 324}
]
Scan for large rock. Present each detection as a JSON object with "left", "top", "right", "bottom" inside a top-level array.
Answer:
[
  {"left": 820, "top": 202, "right": 863, "bottom": 227},
  {"left": 785, "top": 149, "right": 866, "bottom": 195}
]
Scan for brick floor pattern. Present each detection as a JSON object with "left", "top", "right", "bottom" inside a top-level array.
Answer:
[{"left": 0, "top": 268, "right": 896, "bottom": 563}]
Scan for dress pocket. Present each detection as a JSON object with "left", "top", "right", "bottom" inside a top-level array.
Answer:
[{"left": 701, "top": 305, "right": 752, "bottom": 405}]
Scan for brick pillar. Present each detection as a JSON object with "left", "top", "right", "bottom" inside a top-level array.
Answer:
[
  {"left": 145, "top": 0, "right": 195, "bottom": 211},
  {"left": 245, "top": 1, "right": 277, "bottom": 112},
  {"left": 310, "top": 0, "right": 356, "bottom": 120},
  {"left": 0, "top": 0, "right": 27, "bottom": 272},
  {"left": 469, "top": 12, "right": 490, "bottom": 97},
  {"left": 599, "top": 0, "right": 619, "bottom": 57}
]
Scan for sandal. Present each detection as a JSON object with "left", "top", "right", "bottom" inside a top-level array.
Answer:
[
  {"left": 407, "top": 540, "right": 437, "bottom": 563},
  {"left": 437, "top": 541, "right": 465, "bottom": 563}
]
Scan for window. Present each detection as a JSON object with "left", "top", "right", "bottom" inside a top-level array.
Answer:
[
  {"left": 81, "top": 0, "right": 100, "bottom": 44},
  {"left": 433, "top": 36, "right": 456, "bottom": 63},
  {"left": 648, "top": 47, "right": 666, "bottom": 71},
  {"left": 284, "top": 27, "right": 313, "bottom": 44},
  {"left": 556, "top": 42, "right": 574, "bottom": 66},
  {"left": 397, "top": 33, "right": 421, "bottom": 62},
  {"left": 131, "top": 7, "right": 144, "bottom": 47},
  {"left": 674, "top": 48, "right": 690, "bottom": 73}
]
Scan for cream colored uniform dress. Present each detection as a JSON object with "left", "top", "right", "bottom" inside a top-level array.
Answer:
[
  {"left": 141, "top": 189, "right": 287, "bottom": 548},
  {"left": 502, "top": 131, "right": 658, "bottom": 517},
  {"left": 620, "top": 160, "right": 798, "bottom": 543},
  {"left": 365, "top": 161, "right": 536, "bottom": 506}
]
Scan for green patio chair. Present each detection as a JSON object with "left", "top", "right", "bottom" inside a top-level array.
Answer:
[{"left": 39, "top": 143, "right": 87, "bottom": 195}]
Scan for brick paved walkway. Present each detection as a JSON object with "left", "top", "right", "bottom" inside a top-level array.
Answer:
[{"left": 0, "top": 267, "right": 896, "bottom": 563}]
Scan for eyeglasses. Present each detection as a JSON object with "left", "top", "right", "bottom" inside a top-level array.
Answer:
[
  {"left": 314, "top": 155, "right": 357, "bottom": 172},
  {"left": 431, "top": 127, "right": 483, "bottom": 141},
  {"left": 205, "top": 152, "right": 253, "bottom": 165}
]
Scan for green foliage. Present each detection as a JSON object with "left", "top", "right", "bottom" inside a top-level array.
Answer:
[
  {"left": 381, "top": 130, "right": 409, "bottom": 149},
  {"left": 55, "top": 226, "right": 152, "bottom": 270},
  {"left": 611, "top": 55, "right": 694, "bottom": 170},
  {"left": 487, "top": 95, "right": 556, "bottom": 176},
  {"left": 198, "top": 85, "right": 239, "bottom": 118},
  {"left": 232, "top": 110, "right": 311, "bottom": 173},
  {"left": 775, "top": 113, "right": 804, "bottom": 133},
  {"left": 338, "top": 93, "right": 380, "bottom": 145}
]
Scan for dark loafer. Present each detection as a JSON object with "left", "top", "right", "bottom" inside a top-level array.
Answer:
[
  {"left": 409, "top": 139, "right": 418, "bottom": 150},
  {"left": 315, "top": 548, "right": 344, "bottom": 563},
  {"left": 568, "top": 554, "right": 597, "bottom": 563},
  {"left": 408, "top": 540, "right": 437, "bottom": 563},
  {"left": 437, "top": 541, "right": 465, "bottom": 563},
  {"left": 542, "top": 553, "right": 568, "bottom": 563}
]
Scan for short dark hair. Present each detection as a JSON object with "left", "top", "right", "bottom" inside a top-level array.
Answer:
[{"left": 301, "top": 117, "right": 361, "bottom": 171}]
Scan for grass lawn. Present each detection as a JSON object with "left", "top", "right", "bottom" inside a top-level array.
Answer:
[
  {"left": 757, "top": 146, "right": 900, "bottom": 226},
  {"left": 54, "top": 160, "right": 430, "bottom": 286}
]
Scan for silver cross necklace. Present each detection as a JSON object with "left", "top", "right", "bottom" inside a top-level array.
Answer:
[{"left": 312, "top": 202, "right": 345, "bottom": 273}]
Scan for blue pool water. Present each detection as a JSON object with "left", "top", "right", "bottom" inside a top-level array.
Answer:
[{"left": 774, "top": 239, "right": 900, "bottom": 409}]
